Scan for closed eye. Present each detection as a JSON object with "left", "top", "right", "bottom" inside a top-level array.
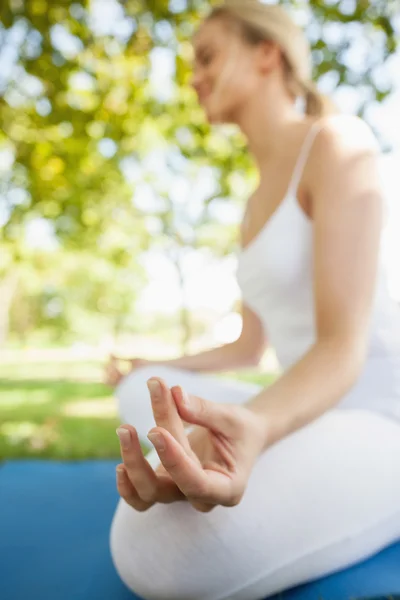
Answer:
[{"left": 200, "top": 52, "right": 213, "bottom": 66}]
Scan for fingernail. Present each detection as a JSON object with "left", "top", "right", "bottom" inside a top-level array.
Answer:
[
  {"left": 116, "top": 427, "right": 131, "bottom": 449},
  {"left": 116, "top": 467, "right": 124, "bottom": 479},
  {"left": 147, "top": 432, "right": 165, "bottom": 451},
  {"left": 147, "top": 379, "right": 161, "bottom": 397},
  {"left": 182, "top": 388, "right": 191, "bottom": 409}
]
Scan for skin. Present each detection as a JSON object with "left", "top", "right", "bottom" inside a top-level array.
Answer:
[
  {"left": 115, "top": 16, "right": 384, "bottom": 511},
  {"left": 116, "top": 379, "right": 266, "bottom": 512}
]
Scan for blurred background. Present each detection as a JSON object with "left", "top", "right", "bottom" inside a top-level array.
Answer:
[{"left": 1, "top": 0, "right": 399, "bottom": 461}]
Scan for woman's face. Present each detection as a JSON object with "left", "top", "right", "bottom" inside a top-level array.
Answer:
[{"left": 191, "top": 18, "right": 263, "bottom": 124}]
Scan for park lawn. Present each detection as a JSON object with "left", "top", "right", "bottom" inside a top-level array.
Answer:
[{"left": 0, "top": 360, "right": 276, "bottom": 461}]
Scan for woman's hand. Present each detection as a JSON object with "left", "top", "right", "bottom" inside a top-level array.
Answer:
[
  {"left": 104, "top": 355, "right": 149, "bottom": 387},
  {"left": 115, "top": 378, "right": 201, "bottom": 510},
  {"left": 115, "top": 377, "right": 267, "bottom": 512}
]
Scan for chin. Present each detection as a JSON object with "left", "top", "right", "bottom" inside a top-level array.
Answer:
[
  {"left": 204, "top": 107, "right": 231, "bottom": 125},
  {"left": 209, "top": 102, "right": 241, "bottom": 125},
  {"left": 208, "top": 114, "right": 225, "bottom": 125}
]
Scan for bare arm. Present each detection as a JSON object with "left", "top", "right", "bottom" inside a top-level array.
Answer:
[
  {"left": 147, "top": 303, "right": 267, "bottom": 373},
  {"left": 248, "top": 116, "right": 383, "bottom": 448}
]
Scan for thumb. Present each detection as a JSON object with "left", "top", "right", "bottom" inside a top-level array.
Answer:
[{"left": 171, "top": 386, "right": 238, "bottom": 436}]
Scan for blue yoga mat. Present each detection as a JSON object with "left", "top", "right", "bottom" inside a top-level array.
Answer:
[{"left": 0, "top": 460, "right": 399, "bottom": 600}]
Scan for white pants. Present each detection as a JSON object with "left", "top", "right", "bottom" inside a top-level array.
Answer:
[{"left": 110, "top": 365, "right": 400, "bottom": 600}]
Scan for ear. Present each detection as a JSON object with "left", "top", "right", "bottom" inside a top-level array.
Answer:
[{"left": 258, "top": 40, "right": 281, "bottom": 74}]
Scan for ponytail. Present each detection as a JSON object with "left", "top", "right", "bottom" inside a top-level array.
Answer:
[{"left": 302, "top": 80, "right": 338, "bottom": 117}]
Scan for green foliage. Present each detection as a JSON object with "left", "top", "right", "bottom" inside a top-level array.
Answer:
[
  {"left": 0, "top": 358, "right": 118, "bottom": 459},
  {"left": 0, "top": 0, "right": 398, "bottom": 344},
  {"left": 2, "top": 0, "right": 397, "bottom": 239},
  {"left": 8, "top": 248, "right": 147, "bottom": 344},
  {"left": 0, "top": 377, "right": 121, "bottom": 460}
]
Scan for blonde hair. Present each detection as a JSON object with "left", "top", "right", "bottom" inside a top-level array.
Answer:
[{"left": 206, "top": 0, "right": 337, "bottom": 117}]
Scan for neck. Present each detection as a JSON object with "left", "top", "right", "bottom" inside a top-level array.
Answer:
[{"left": 235, "top": 91, "right": 308, "bottom": 169}]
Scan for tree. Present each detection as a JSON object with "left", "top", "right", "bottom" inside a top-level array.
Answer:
[{"left": 1, "top": 0, "right": 398, "bottom": 347}]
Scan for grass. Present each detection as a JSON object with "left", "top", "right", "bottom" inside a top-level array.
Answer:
[
  {"left": 0, "top": 359, "right": 276, "bottom": 461},
  {"left": 0, "top": 363, "right": 120, "bottom": 460}
]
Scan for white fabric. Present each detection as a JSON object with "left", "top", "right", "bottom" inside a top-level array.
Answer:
[
  {"left": 110, "top": 120, "right": 400, "bottom": 598},
  {"left": 237, "top": 119, "right": 400, "bottom": 422},
  {"left": 110, "top": 365, "right": 400, "bottom": 600}
]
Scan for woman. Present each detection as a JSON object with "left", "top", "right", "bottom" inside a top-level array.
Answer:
[{"left": 107, "top": 1, "right": 400, "bottom": 598}]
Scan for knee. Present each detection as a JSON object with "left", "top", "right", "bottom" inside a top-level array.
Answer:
[
  {"left": 110, "top": 503, "right": 188, "bottom": 600},
  {"left": 110, "top": 500, "right": 218, "bottom": 600}
]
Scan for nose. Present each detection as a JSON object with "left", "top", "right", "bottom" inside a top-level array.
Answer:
[{"left": 190, "top": 68, "right": 202, "bottom": 93}]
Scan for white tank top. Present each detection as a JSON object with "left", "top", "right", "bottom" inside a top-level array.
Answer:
[{"left": 236, "top": 120, "right": 400, "bottom": 422}]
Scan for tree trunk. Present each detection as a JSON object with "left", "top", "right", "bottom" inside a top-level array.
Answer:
[
  {"left": 174, "top": 251, "right": 191, "bottom": 355},
  {"left": 0, "top": 270, "right": 19, "bottom": 347}
]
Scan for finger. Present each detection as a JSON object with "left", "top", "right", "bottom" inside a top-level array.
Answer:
[
  {"left": 190, "top": 501, "right": 216, "bottom": 513},
  {"left": 148, "top": 428, "right": 233, "bottom": 504},
  {"left": 107, "top": 370, "right": 122, "bottom": 387},
  {"left": 170, "top": 386, "right": 196, "bottom": 432},
  {"left": 117, "top": 425, "right": 185, "bottom": 504},
  {"left": 173, "top": 386, "right": 239, "bottom": 437},
  {"left": 117, "top": 464, "right": 185, "bottom": 508},
  {"left": 117, "top": 425, "right": 159, "bottom": 503},
  {"left": 147, "top": 378, "right": 191, "bottom": 454},
  {"left": 105, "top": 361, "right": 120, "bottom": 378},
  {"left": 104, "top": 368, "right": 118, "bottom": 386},
  {"left": 108, "top": 365, "right": 119, "bottom": 381},
  {"left": 156, "top": 474, "right": 187, "bottom": 503},
  {"left": 115, "top": 464, "right": 152, "bottom": 512},
  {"left": 113, "top": 372, "right": 123, "bottom": 386}
]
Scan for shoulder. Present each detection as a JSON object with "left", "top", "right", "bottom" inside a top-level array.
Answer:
[
  {"left": 313, "top": 115, "right": 380, "bottom": 159},
  {"left": 306, "top": 115, "right": 381, "bottom": 192}
]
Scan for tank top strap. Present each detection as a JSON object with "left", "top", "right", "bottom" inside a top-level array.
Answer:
[{"left": 287, "top": 120, "right": 324, "bottom": 198}]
